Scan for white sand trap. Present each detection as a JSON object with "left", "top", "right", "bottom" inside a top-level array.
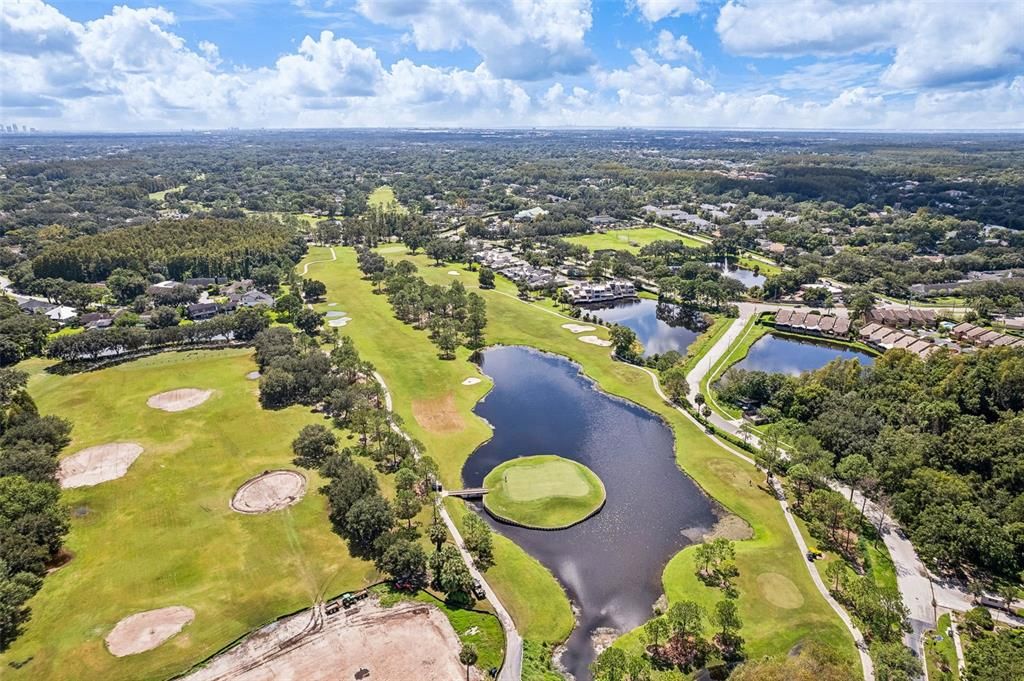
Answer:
[
  {"left": 147, "top": 388, "right": 213, "bottom": 412},
  {"left": 58, "top": 443, "right": 144, "bottom": 489},
  {"left": 246, "top": 371, "right": 261, "bottom": 380},
  {"left": 324, "top": 311, "right": 347, "bottom": 319},
  {"left": 562, "top": 323, "right": 596, "bottom": 333},
  {"left": 462, "top": 377, "right": 481, "bottom": 386},
  {"left": 328, "top": 302, "right": 338, "bottom": 306},
  {"left": 447, "top": 270, "right": 460, "bottom": 276},
  {"left": 579, "top": 335, "right": 612, "bottom": 347},
  {"left": 328, "top": 317, "right": 352, "bottom": 327},
  {"left": 106, "top": 606, "right": 195, "bottom": 657},
  {"left": 231, "top": 470, "right": 307, "bottom": 514}
]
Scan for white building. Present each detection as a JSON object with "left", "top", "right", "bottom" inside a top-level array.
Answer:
[{"left": 565, "top": 280, "right": 636, "bottom": 304}]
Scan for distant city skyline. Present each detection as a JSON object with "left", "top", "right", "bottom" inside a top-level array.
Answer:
[{"left": 2, "top": 0, "right": 1022, "bottom": 131}]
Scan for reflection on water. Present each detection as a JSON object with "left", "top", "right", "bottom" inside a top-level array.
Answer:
[
  {"left": 462, "top": 346, "right": 718, "bottom": 680},
  {"left": 733, "top": 333, "right": 874, "bottom": 375},
  {"left": 713, "top": 258, "right": 767, "bottom": 288},
  {"left": 585, "top": 298, "right": 706, "bottom": 356}
]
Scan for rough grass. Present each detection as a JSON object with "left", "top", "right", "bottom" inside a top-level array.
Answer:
[
  {"left": 2, "top": 349, "right": 379, "bottom": 681},
  {"left": 565, "top": 226, "right": 704, "bottom": 253},
  {"left": 482, "top": 455, "right": 605, "bottom": 529},
  {"left": 312, "top": 248, "right": 857, "bottom": 669}
]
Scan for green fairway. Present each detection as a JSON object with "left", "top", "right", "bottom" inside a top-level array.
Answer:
[
  {"left": 301, "top": 246, "right": 858, "bottom": 670},
  {"left": 482, "top": 455, "right": 606, "bottom": 529},
  {"left": 367, "top": 185, "right": 407, "bottom": 214},
  {"left": 2, "top": 349, "right": 382, "bottom": 681},
  {"left": 565, "top": 226, "right": 705, "bottom": 253}
]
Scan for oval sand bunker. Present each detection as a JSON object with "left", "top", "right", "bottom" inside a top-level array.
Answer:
[
  {"left": 106, "top": 606, "right": 195, "bottom": 657},
  {"left": 58, "top": 443, "right": 144, "bottom": 489},
  {"left": 147, "top": 388, "right": 213, "bottom": 412},
  {"left": 231, "top": 470, "right": 307, "bottom": 514}
]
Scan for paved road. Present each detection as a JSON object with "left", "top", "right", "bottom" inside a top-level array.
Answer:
[{"left": 371, "top": 371, "right": 523, "bottom": 681}]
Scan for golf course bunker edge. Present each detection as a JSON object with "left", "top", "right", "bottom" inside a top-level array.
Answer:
[{"left": 230, "top": 470, "right": 307, "bottom": 514}]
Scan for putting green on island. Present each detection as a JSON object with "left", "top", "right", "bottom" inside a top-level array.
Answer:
[{"left": 482, "top": 455, "right": 606, "bottom": 529}]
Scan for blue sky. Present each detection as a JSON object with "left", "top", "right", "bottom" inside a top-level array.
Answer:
[{"left": 3, "top": 0, "right": 1022, "bottom": 130}]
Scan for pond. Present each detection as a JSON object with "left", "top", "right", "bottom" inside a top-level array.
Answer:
[
  {"left": 732, "top": 333, "right": 875, "bottom": 375},
  {"left": 713, "top": 257, "right": 767, "bottom": 288},
  {"left": 584, "top": 298, "right": 706, "bottom": 357},
  {"left": 462, "top": 346, "right": 719, "bottom": 680}
]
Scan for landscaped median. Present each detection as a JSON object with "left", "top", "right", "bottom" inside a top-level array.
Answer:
[{"left": 482, "top": 455, "right": 606, "bottom": 530}]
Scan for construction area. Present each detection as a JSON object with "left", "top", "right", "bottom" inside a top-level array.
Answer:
[{"left": 179, "top": 596, "right": 480, "bottom": 681}]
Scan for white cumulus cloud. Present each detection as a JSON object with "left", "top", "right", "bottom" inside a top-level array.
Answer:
[{"left": 631, "top": 0, "right": 700, "bottom": 23}]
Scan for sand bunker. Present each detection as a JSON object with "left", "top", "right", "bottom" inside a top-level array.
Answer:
[
  {"left": 578, "top": 335, "right": 612, "bottom": 347},
  {"left": 328, "top": 302, "right": 338, "bottom": 306},
  {"left": 561, "top": 323, "right": 596, "bottom": 333},
  {"left": 58, "top": 443, "right": 144, "bottom": 489},
  {"left": 324, "top": 311, "right": 347, "bottom": 319},
  {"left": 328, "top": 317, "right": 352, "bottom": 327},
  {"left": 447, "top": 270, "right": 461, "bottom": 276},
  {"left": 181, "top": 599, "right": 476, "bottom": 681},
  {"left": 246, "top": 371, "right": 261, "bottom": 380},
  {"left": 231, "top": 470, "right": 307, "bottom": 514},
  {"left": 106, "top": 606, "right": 195, "bottom": 657},
  {"left": 462, "top": 377, "right": 482, "bottom": 386},
  {"left": 147, "top": 388, "right": 213, "bottom": 412}
]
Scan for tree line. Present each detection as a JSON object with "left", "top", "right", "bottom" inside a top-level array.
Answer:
[{"left": 0, "top": 368, "right": 73, "bottom": 651}]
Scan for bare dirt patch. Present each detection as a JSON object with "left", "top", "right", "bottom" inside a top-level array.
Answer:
[
  {"left": 180, "top": 598, "right": 478, "bottom": 681},
  {"left": 412, "top": 392, "right": 464, "bottom": 433},
  {"left": 231, "top": 470, "right": 307, "bottom": 514},
  {"left": 58, "top": 442, "right": 144, "bottom": 489},
  {"left": 561, "top": 323, "right": 596, "bottom": 333},
  {"left": 757, "top": 572, "right": 804, "bottom": 610},
  {"left": 703, "top": 514, "right": 754, "bottom": 542},
  {"left": 578, "top": 335, "right": 612, "bottom": 347},
  {"left": 105, "top": 606, "right": 195, "bottom": 657},
  {"left": 147, "top": 388, "right": 213, "bottom": 412}
]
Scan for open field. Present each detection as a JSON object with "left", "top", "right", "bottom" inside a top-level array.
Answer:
[
  {"left": 303, "top": 246, "right": 858, "bottom": 669},
  {"left": 148, "top": 185, "right": 186, "bottom": 202},
  {"left": 565, "top": 226, "right": 705, "bottom": 253},
  {"left": 1, "top": 350, "right": 379, "bottom": 681},
  {"left": 482, "top": 455, "right": 606, "bottom": 529},
  {"left": 367, "top": 185, "right": 407, "bottom": 214}
]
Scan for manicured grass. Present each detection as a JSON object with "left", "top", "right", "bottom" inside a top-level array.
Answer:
[
  {"left": 483, "top": 455, "right": 605, "bottom": 529},
  {"left": 2, "top": 349, "right": 379, "bottom": 681},
  {"left": 310, "top": 248, "right": 857, "bottom": 669},
  {"left": 682, "top": 314, "right": 733, "bottom": 374},
  {"left": 925, "top": 613, "right": 960, "bottom": 681},
  {"left": 367, "top": 185, "right": 407, "bottom": 214},
  {"left": 148, "top": 184, "right": 186, "bottom": 202},
  {"left": 564, "top": 226, "right": 704, "bottom": 253}
]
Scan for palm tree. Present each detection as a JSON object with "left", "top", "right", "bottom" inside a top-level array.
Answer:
[{"left": 459, "top": 644, "right": 478, "bottom": 681}]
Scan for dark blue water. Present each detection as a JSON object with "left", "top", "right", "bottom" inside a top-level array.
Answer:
[
  {"left": 585, "top": 298, "right": 703, "bottom": 356},
  {"left": 462, "top": 346, "right": 718, "bottom": 680},
  {"left": 734, "top": 333, "right": 874, "bottom": 375}
]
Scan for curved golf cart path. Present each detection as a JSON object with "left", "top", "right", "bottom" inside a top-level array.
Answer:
[
  {"left": 643, "top": 359, "right": 875, "bottom": 681},
  {"left": 685, "top": 301, "right": 1024, "bottom": 676},
  {"left": 300, "top": 246, "right": 337, "bottom": 276},
  {"left": 371, "top": 371, "right": 523, "bottom": 681}
]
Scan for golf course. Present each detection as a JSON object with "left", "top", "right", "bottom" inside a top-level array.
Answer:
[{"left": 482, "top": 455, "right": 606, "bottom": 529}]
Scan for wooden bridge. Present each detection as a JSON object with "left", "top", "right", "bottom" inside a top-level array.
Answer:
[{"left": 445, "top": 488, "right": 489, "bottom": 499}]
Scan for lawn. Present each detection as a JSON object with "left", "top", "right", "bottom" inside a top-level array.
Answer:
[
  {"left": 925, "top": 613, "right": 960, "bottom": 681},
  {"left": 482, "top": 455, "right": 605, "bottom": 529},
  {"left": 367, "top": 185, "right": 407, "bottom": 214},
  {"left": 565, "top": 226, "right": 705, "bottom": 253},
  {"left": 305, "top": 247, "right": 858, "bottom": 672},
  {"left": 1, "top": 349, "right": 379, "bottom": 680}
]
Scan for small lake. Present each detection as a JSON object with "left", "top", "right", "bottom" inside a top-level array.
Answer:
[
  {"left": 584, "top": 298, "right": 705, "bottom": 357},
  {"left": 713, "top": 259, "right": 767, "bottom": 288},
  {"left": 462, "top": 346, "right": 719, "bottom": 680},
  {"left": 733, "top": 333, "right": 874, "bottom": 375}
]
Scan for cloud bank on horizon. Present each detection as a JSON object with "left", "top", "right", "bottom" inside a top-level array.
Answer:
[{"left": 1, "top": 0, "right": 1022, "bottom": 131}]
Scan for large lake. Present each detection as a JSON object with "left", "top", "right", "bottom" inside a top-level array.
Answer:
[
  {"left": 585, "top": 298, "right": 705, "bottom": 357},
  {"left": 733, "top": 333, "right": 874, "bottom": 375},
  {"left": 462, "top": 346, "right": 718, "bottom": 680}
]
